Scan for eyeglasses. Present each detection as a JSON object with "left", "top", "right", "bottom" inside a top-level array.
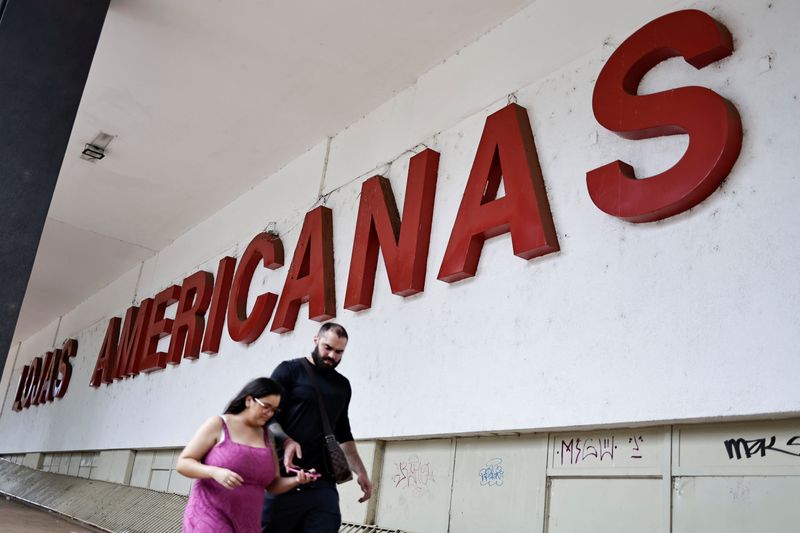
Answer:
[{"left": 253, "top": 397, "right": 280, "bottom": 415}]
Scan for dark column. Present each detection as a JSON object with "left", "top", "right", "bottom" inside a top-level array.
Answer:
[{"left": 0, "top": 0, "right": 110, "bottom": 378}]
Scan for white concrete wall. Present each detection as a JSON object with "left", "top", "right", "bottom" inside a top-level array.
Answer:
[{"left": 1, "top": 0, "right": 799, "bottom": 453}]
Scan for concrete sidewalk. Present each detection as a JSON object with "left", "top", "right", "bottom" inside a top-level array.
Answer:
[{"left": 0, "top": 496, "right": 104, "bottom": 532}]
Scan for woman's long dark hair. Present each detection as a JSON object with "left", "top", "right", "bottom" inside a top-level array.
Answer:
[{"left": 224, "top": 377, "right": 284, "bottom": 414}]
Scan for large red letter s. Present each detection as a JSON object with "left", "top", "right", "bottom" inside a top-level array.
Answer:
[{"left": 588, "top": 9, "right": 742, "bottom": 222}]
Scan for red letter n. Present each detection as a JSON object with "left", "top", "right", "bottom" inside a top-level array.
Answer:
[{"left": 345, "top": 149, "right": 439, "bottom": 311}]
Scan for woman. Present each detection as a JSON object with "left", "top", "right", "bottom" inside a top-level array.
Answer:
[{"left": 177, "top": 377, "right": 316, "bottom": 532}]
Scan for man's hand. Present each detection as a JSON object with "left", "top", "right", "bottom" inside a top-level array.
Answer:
[
  {"left": 356, "top": 472, "right": 372, "bottom": 502},
  {"left": 283, "top": 438, "right": 303, "bottom": 471},
  {"left": 340, "top": 440, "right": 372, "bottom": 502}
]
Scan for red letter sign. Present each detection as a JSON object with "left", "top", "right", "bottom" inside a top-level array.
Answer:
[
  {"left": 201, "top": 256, "right": 236, "bottom": 355},
  {"left": 23, "top": 357, "right": 42, "bottom": 407},
  {"left": 438, "top": 103, "right": 559, "bottom": 282},
  {"left": 168, "top": 270, "right": 214, "bottom": 362},
  {"left": 54, "top": 338, "right": 77, "bottom": 399},
  {"left": 12, "top": 339, "right": 78, "bottom": 409},
  {"left": 33, "top": 352, "right": 56, "bottom": 404},
  {"left": 113, "top": 302, "right": 153, "bottom": 379},
  {"left": 272, "top": 207, "right": 336, "bottom": 333},
  {"left": 140, "top": 286, "right": 180, "bottom": 373},
  {"left": 228, "top": 234, "right": 284, "bottom": 344},
  {"left": 587, "top": 9, "right": 742, "bottom": 222},
  {"left": 36, "top": 350, "right": 59, "bottom": 403},
  {"left": 345, "top": 149, "right": 439, "bottom": 311},
  {"left": 91, "top": 317, "right": 120, "bottom": 387},
  {"left": 12, "top": 366, "right": 29, "bottom": 411}
]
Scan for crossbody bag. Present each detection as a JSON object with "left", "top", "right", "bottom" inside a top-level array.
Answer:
[{"left": 302, "top": 359, "right": 354, "bottom": 484}]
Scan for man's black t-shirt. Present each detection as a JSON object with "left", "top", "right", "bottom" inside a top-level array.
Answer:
[{"left": 270, "top": 357, "right": 354, "bottom": 480}]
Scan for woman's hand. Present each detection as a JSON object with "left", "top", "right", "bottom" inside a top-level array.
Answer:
[
  {"left": 294, "top": 468, "right": 318, "bottom": 486},
  {"left": 212, "top": 467, "right": 244, "bottom": 490}
]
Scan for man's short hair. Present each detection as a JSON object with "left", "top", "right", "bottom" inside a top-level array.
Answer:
[{"left": 318, "top": 322, "right": 348, "bottom": 340}]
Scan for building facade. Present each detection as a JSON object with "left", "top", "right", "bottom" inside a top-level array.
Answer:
[{"left": 2, "top": 0, "right": 799, "bottom": 531}]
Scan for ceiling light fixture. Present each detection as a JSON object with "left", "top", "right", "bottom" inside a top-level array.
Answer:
[{"left": 80, "top": 131, "right": 114, "bottom": 162}]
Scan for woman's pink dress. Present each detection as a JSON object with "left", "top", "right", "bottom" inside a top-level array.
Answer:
[{"left": 183, "top": 416, "right": 276, "bottom": 532}]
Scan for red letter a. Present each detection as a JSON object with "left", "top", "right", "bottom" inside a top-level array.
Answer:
[
  {"left": 271, "top": 207, "right": 336, "bottom": 333},
  {"left": 345, "top": 149, "right": 439, "bottom": 311},
  {"left": 91, "top": 317, "right": 120, "bottom": 387},
  {"left": 438, "top": 103, "right": 558, "bottom": 283}
]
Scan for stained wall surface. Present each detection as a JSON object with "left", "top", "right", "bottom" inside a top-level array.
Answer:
[
  {"left": 0, "top": 0, "right": 798, "bottom": 459},
  {"left": 6, "top": 419, "right": 800, "bottom": 530}
]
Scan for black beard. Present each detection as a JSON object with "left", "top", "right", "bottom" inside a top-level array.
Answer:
[{"left": 311, "top": 346, "right": 338, "bottom": 370}]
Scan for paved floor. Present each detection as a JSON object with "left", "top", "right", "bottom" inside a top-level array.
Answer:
[{"left": 0, "top": 496, "right": 104, "bottom": 533}]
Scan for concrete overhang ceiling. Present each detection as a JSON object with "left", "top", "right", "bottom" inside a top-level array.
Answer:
[{"left": 14, "top": 0, "right": 534, "bottom": 344}]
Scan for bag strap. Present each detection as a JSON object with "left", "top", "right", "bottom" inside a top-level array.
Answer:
[{"left": 302, "top": 358, "right": 335, "bottom": 436}]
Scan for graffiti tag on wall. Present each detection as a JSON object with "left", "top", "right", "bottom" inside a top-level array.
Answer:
[
  {"left": 555, "top": 434, "right": 646, "bottom": 466},
  {"left": 392, "top": 455, "right": 436, "bottom": 495},
  {"left": 724, "top": 435, "right": 800, "bottom": 460},
  {"left": 478, "top": 458, "right": 504, "bottom": 487}
]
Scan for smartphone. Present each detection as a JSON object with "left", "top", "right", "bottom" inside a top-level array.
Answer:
[{"left": 287, "top": 466, "right": 320, "bottom": 480}]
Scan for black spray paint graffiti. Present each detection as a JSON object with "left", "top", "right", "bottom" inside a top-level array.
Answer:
[
  {"left": 556, "top": 435, "right": 646, "bottom": 465},
  {"left": 392, "top": 455, "right": 436, "bottom": 495},
  {"left": 478, "top": 458, "right": 504, "bottom": 487},
  {"left": 724, "top": 435, "right": 800, "bottom": 460}
]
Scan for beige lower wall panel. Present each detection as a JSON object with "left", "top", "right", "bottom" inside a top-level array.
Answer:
[
  {"left": 67, "top": 453, "right": 81, "bottom": 476},
  {"left": 57, "top": 454, "right": 69, "bottom": 475},
  {"left": 167, "top": 468, "right": 193, "bottom": 495},
  {"left": 339, "top": 440, "right": 380, "bottom": 524},
  {"left": 95, "top": 450, "right": 135, "bottom": 484},
  {"left": 22, "top": 452, "right": 42, "bottom": 469},
  {"left": 47, "top": 454, "right": 60, "bottom": 473},
  {"left": 375, "top": 439, "right": 454, "bottom": 533},
  {"left": 674, "top": 419, "right": 800, "bottom": 475},
  {"left": 149, "top": 469, "right": 171, "bottom": 492},
  {"left": 130, "top": 450, "right": 154, "bottom": 488},
  {"left": 152, "top": 449, "right": 177, "bottom": 469},
  {"left": 546, "top": 478, "right": 661, "bottom": 533},
  {"left": 449, "top": 435, "right": 547, "bottom": 533},
  {"left": 672, "top": 476, "right": 800, "bottom": 532}
]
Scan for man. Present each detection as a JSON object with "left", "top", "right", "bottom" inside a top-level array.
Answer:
[{"left": 262, "top": 322, "right": 372, "bottom": 532}]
